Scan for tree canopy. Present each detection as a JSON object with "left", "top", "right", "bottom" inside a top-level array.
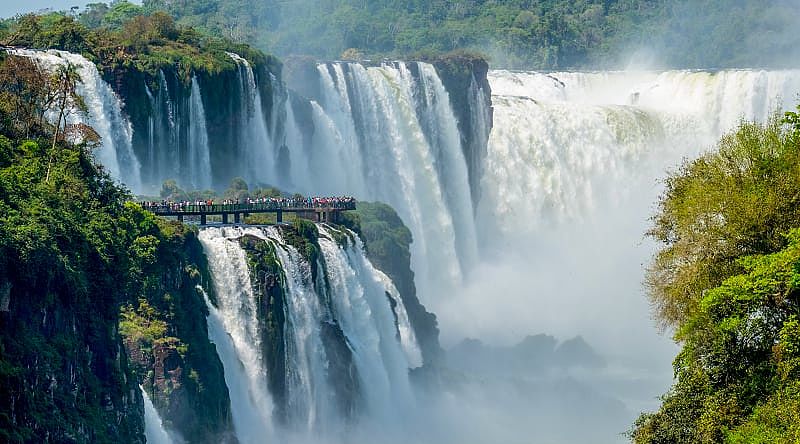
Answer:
[
  {"left": 137, "top": 0, "right": 800, "bottom": 69},
  {"left": 632, "top": 110, "right": 800, "bottom": 443},
  {"left": 0, "top": 6, "right": 276, "bottom": 82}
]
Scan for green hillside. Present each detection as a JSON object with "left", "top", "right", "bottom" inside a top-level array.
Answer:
[{"left": 135, "top": 0, "right": 800, "bottom": 69}]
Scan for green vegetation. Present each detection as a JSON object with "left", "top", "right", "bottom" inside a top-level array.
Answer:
[
  {"left": 0, "top": 49, "right": 143, "bottom": 440},
  {"left": 341, "top": 202, "right": 412, "bottom": 272},
  {"left": 0, "top": 50, "right": 232, "bottom": 442},
  {"left": 137, "top": 0, "right": 800, "bottom": 69},
  {"left": 120, "top": 298, "right": 172, "bottom": 351},
  {"left": 0, "top": 5, "right": 277, "bottom": 82},
  {"left": 631, "top": 110, "right": 800, "bottom": 443},
  {"left": 119, "top": 213, "right": 233, "bottom": 443}
]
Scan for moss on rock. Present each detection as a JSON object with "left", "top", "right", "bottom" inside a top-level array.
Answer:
[
  {"left": 121, "top": 219, "right": 235, "bottom": 444},
  {"left": 238, "top": 233, "right": 288, "bottom": 424}
]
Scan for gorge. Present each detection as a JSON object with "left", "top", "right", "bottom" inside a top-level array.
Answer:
[{"left": 3, "top": 18, "right": 800, "bottom": 444}]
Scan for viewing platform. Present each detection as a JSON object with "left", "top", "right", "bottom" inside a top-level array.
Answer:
[{"left": 141, "top": 199, "right": 356, "bottom": 225}]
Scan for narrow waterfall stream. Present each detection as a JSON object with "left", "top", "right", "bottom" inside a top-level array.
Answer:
[{"left": 141, "top": 386, "right": 176, "bottom": 444}]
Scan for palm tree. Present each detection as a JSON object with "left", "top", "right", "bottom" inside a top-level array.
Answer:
[
  {"left": 46, "top": 62, "right": 84, "bottom": 182},
  {"left": 51, "top": 62, "right": 83, "bottom": 150}
]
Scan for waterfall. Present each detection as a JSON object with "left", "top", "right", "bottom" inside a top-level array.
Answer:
[
  {"left": 7, "top": 49, "right": 142, "bottom": 192},
  {"left": 316, "top": 225, "right": 417, "bottom": 419},
  {"left": 479, "top": 69, "right": 800, "bottom": 244},
  {"left": 226, "top": 52, "right": 275, "bottom": 185},
  {"left": 415, "top": 63, "right": 479, "bottom": 272},
  {"left": 282, "top": 61, "right": 476, "bottom": 306},
  {"left": 141, "top": 386, "right": 175, "bottom": 444},
  {"left": 156, "top": 70, "right": 179, "bottom": 185},
  {"left": 199, "top": 224, "right": 419, "bottom": 439},
  {"left": 144, "top": 83, "right": 157, "bottom": 186},
  {"left": 465, "top": 73, "right": 492, "bottom": 205},
  {"left": 265, "top": 226, "right": 330, "bottom": 430},
  {"left": 282, "top": 96, "right": 311, "bottom": 190},
  {"left": 198, "top": 227, "right": 275, "bottom": 444},
  {"left": 188, "top": 75, "right": 212, "bottom": 190},
  {"left": 435, "top": 68, "right": 800, "bottom": 364},
  {"left": 136, "top": 70, "right": 215, "bottom": 191}
]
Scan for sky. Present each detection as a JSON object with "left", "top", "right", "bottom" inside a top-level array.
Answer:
[{"left": 0, "top": 0, "right": 141, "bottom": 19}]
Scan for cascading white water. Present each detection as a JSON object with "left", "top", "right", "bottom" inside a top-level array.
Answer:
[
  {"left": 376, "top": 270, "right": 423, "bottom": 369},
  {"left": 156, "top": 70, "right": 179, "bottom": 181},
  {"left": 137, "top": 70, "right": 214, "bottom": 191},
  {"left": 281, "top": 97, "right": 310, "bottom": 190},
  {"left": 198, "top": 224, "right": 419, "bottom": 439},
  {"left": 479, "top": 69, "right": 800, "bottom": 245},
  {"left": 188, "top": 75, "right": 212, "bottom": 190},
  {"left": 264, "top": 226, "right": 331, "bottom": 431},
  {"left": 227, "top": 52, "right": 275, "bottom": 185},
  {"left": 465, "top": 73, "right": 492, "bottom": 201},
  {"left": 317, "top": 226, "right": 418, "bottom": 418},
  {"left": 313, "top": 65, "right": 367, "bottom": 194},
  {"left": 198, "top": 227, "right": 274, "bottom": 444},
  {"left": 144, "top": 83, "right": 157, "bottom": 182},
  {"left": 414, "top": 63, "right": 479, "bottom": 272},
  {"left": 430, "top": 68, "right": 800, "bottom": 406},
  {"left": 401, "top": 69, "right": 800, "bottom": 444},
  {"left": 141, "top": 386, "right": 175, "bottom": 444},
  {"left": 282, "top": 62, "right": 477, "bottom": 306},
  {"left": 8, "top": 49, "right": 142, "bottom": 192}
]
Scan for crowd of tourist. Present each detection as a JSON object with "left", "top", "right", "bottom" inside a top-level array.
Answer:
[{"left": 139, "top": 196, "right": 356, "bottom": 213}]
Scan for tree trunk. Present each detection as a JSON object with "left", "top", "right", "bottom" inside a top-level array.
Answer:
[{"left": 46, "top": 97, "right": 66, "bottom": 183}]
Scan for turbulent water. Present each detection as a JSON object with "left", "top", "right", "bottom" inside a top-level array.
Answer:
[
  {"left": 281, "top": 62, "right": 480, "bottom": 306},
  {"left": 198, "top": 225, "right": 419, "bottom": 442},
  {"left": 434, "top": 69, "right": 800, "bottom": 413},
  {"left": 198, "top": 228, "right": 275, "bottom": 443},
  {"left": 8, "top": 49, "right": 142, "bottom": 192},
  {"left": 276, "top": 65, "right": 800, "bottom": 372},
  {"left": 141, "top": 386, "right": 176, "bottom": 444},
  {"left": 480, "top": 69, "right": 800, "bottom": 240},
  {"left": 11, "top": 46, "right": 800, "bottom": 442}
]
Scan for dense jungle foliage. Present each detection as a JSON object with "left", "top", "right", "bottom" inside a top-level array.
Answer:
[
  {"left": 631, "top": 111, "right": 800, "bottom": 443},
  {"left": 136, "top": 0, "right": 800, "bottom": 69},
  {"left": 0, "top": 6, "right": 276, "bottom": 81},
  {"left": 0, "top": 48, "right": 150, "bottom": 441},
  {"left": 0, "top": 41, "right": 241, "bottom": 440}
]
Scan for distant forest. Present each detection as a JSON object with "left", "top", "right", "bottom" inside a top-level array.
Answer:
[{"left": 125, "top": 0, "right": 800, "bottom": 69}]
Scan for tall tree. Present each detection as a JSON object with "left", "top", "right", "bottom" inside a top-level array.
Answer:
[{"left": 47, "top": 62, "right": 84, "bottom": 182}]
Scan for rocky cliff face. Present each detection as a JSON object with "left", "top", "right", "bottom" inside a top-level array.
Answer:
[
  {"left": 102, "top": 51, "right": 284, "bottom": 191},
  {"left": 238, "top": 233, "right": 289, "bottom": 423},
  {"left": 119, "top": 221, "right": 235, "bottom": 444},
  {"left": 0, "top": 266, "right": 142, "bottom": 443},
  {"left": 238, "top": 222, "right": 362, "bottom": 425},
  {"left": 0, "top": 140, "right": 146, "bottom": 443},
  {"left": 429, "top": 53, "right": 493, "bottom": 205}
]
